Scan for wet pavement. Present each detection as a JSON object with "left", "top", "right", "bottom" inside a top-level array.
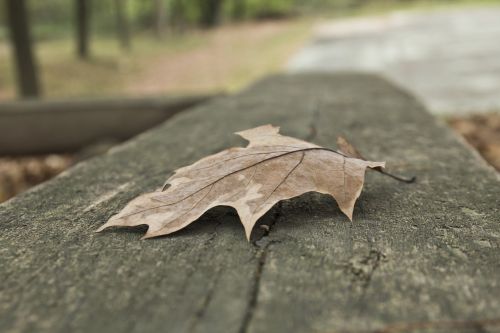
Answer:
[{"left": 289, "top": 6, "right": 500, "bottom": 115}]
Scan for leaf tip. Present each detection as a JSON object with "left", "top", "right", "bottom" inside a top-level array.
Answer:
[
  {"left": 339, "top": 205, "right": 354, "bottom": 222},
  {"left": 95, "top": 215, "right": 122, "bottom": 233},
  {"left": 244, "top": 227, "right": 253, "bottom": 242},
  {"left": 235, "top": 124, "right": 280, "bottom": 141},
  {"left": 139, "top": 227, "right": 158, "bottom": 240},
  {"left": 95, "top": 224, "right": 109, "bottom": 233}
]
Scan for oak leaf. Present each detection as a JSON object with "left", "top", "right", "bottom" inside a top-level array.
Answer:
[{"left": 97, "top": 125, "right": 385, "bottom": 240}]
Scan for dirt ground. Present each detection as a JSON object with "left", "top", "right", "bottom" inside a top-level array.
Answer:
[
  {"left": 0, "top": 155, "right": 74, "bottom": 203},
  {"left": 127, "top": 20, "right": 311, "bottom": 95},
  {"left": 1, "top": 114, "right": 498, "bottom": 203},
  {"left": 0, "top": 155, "right": 73, "bottom": 202},
  {"left": 448, "top": 113, "right": 500, "bottom": 171}
]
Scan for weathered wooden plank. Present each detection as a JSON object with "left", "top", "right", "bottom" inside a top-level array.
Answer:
[
  {"left": 0, "top": 94, "right": 213, "bottom": 155},
  {"left": 0, "top": 74, "right": 499, "bottom": 333},
  {"left": 243, "top": 75, "right": 500, "bottom": 333}
]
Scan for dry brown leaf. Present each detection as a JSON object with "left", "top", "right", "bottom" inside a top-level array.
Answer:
[
  {"left": 97, "top": 125, "right": 385, "bottom": 240},
  {"left": 337, "top": 136, "right": 383, "bottom": 171},
  {"left": 336, "top": 136, "right": 364, "bottom": 159}
]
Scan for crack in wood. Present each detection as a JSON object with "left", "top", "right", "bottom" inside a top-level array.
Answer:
[
  {"left": 239, "top": 202, "right": 282, "bottom": 333},
  {"left": 345, "top": 250, "right": 386, "bottom": 293},
  {"left": 306, "top": 98, "right": 322, "bottom": 142},
  {"left": 238, "top": 101, "right": 322, "bottom": 332},
  {"left": 238, "top": 241, "right": 273, "bottom": 333},
  {"left": 187, "top": 266, "right": 223, "bottom": 333}
]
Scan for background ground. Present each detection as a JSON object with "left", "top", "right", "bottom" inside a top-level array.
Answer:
[
  {"left": 0, "top": 19, "right": 311, "bottom": 100},
  {"left": 449, "top": 113, "right": 500, "bottom": 171}
]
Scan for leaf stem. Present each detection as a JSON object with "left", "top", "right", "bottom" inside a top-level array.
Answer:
[{"left": 376, "top": 169, "right": 416, "bottom": 183}]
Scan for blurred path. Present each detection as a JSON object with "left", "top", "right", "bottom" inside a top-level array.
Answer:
[
  {"left": 289, "top": 6, "right": 500, "bottom": 115},
  {"left": 127, "top": 21, "right": 309, "bottom": 95}
]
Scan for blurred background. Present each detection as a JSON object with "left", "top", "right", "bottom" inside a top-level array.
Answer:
[{"left": 1, "top": 0, "right": 499, "bottom": 202}]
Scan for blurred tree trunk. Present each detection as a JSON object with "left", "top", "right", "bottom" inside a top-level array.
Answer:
[
  {"left": 170, "top": 0, "right": 186, "bottom": 34},
  {"left": 154, "top": 0, "right": 166, "bottom": 38},
  {"left": 198, "top": 0, "right": 223, "bottom": 28},
  {"left": 6, "top": 0, "right": 40, "bottom": 98},
  {"left": 231, "top": 0, "right": 246, "bottom": 21},
  {"left": 114, "top": 0, "right": 131, "bottom": 50},
  {"left": 75, "top": 0, "right": 91, "bottom": 59}
]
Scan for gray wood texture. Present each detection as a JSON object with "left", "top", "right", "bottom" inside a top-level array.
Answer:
[{"left": 1, "top": 74, "right": 499, "bottom": 333}]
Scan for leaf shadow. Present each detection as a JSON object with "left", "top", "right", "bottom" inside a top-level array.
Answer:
[
  {"left": 263, "top": 188, "right": 396, "bottom": 235},
  {"left": 149, "top": 206, "right": 245, "bottom": 241}
]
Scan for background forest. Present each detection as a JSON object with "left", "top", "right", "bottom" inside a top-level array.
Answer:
[
  {"left": 1, "top": 0, "right": 483, "bottom": 40},
  {"left": 1, "top": 0, "right": 497, "bottom": 100}
]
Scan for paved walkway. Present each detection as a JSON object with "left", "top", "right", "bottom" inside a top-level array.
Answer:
[{"left": 289, "top": 6, "right": 500, "bottom": 115}]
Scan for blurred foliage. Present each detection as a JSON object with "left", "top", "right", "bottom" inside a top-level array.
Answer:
[{"left": 2, "top": 0, "right": 500, "bottom": 41}]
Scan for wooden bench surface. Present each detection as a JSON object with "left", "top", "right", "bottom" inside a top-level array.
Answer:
[{"left": 1, "top": 73, "right": 499, "bottom": 333}]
